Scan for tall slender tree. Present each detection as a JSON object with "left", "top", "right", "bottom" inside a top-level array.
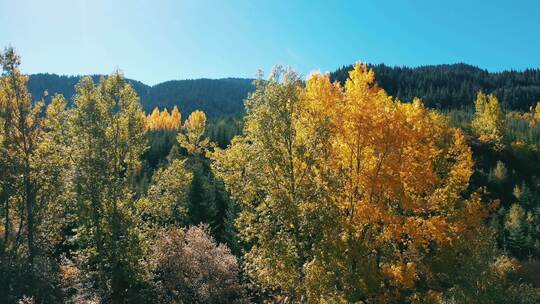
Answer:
[
  {"left": 0, "top": 47, "right": 43, "bottom": 293},
  {"left": 505, "top": 203, "right": 528, "bottom": 259},
  {"left": 0, "top": 47, "right": 71, "bottom": 302},
  {"left": 69, "top": 73, "right": 147, "bottom": 302}
]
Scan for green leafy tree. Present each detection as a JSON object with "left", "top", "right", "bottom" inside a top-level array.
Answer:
[
  {"left": 137, "top": 159, "right": 192, "bottom": 229},
  {"left": 0, "top": 47, "right": 70, "bottom": 303},
  {"left": 69, "top": 73, "right": 147, "bottom": 302},
  {"left": 0, "top": 47, "right": 41, "bottom": 271}
]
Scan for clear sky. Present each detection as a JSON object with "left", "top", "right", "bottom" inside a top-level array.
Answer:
[{"left": 1, "top": 0, "right": 539, "bottom": 85}]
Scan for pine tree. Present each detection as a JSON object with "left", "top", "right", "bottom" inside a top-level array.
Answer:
[
  {"left": 186, "top": 164, "right": 217, "bottom": 227},
  {"left": 532, "top": 207, "right": 540, "bottom": 256},
  {"left": 519, "top": 182, "right": 536, "bottom": 210},
  {"left": 505, "top": 203, "right": 528, "bottom": 259}
]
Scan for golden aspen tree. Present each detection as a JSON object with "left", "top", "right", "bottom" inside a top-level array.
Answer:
[
  {"left": 144, "top": 106, "right": 182, "bottom": 131},
  {"left": 159, "top": 108, "right": 171, "bottom": 129},
  {"left": 148, "top": 107, "right": 160, "bottom": 130},
  {"left": 178, "top": 110, "right": 209, "bottom": 155},
  {"left": 471, "top": 91, "right": 506, "bottom": 146},
  {"left": 141, "top": 111, "right": 149, "bottom": 131},
  {"left": 170, "top": 105, "right": 182, "bottom": 130},
  {"left": 211, "top": 65, "right": 493, "bottom": 303},
  {"left": 528, "top": 101, "right": 540, "bottom": 127},
  {"left": 316, "top": 66, "right": 488, "bottom": 302}
]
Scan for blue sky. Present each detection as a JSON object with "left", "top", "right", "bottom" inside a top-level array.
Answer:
[{"left": 1, "top": 0, "right": 539, "bottom": 85}]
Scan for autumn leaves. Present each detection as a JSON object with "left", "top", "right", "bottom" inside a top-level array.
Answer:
[{"left": 211, "top": 64, "right": 493, "bottom": 302}]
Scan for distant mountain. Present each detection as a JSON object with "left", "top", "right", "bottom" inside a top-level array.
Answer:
[
  {"left": 27, "top": 73, "right": 254, "bottom": 118},
  {"left": 331, "top": 63, "right": 540, "bottom": 110}
]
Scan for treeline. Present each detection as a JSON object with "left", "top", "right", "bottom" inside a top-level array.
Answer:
[
  {"left": 27, "top": 73, "right": 254, "bottom": 118},
  {"left": 27, "top": 73, "right": 150, "bottom": 106},
  {"left": 28, "top": 63, "right": 540, "bottom": 122},
  {"left": 2, "top": 47, "right": 540, "bottom": 303},
  {"left": 332, "top": 63, "right": 540, "bottom": 110}
]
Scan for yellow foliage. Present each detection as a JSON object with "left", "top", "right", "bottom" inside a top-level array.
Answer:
[
  {"left": 471, "top": 91, "right": 506, "bottom": 146},
  {"left": 527, "top": 101, "right": 540, "bottom": 127},
  {"left": 382, "top": 261, "right": 418, "bottom": 289},
  {"left": 170, "top": 106, "right": 182, "bottom": 129},
  {"left": 144, "top": 106, "right": 182, "bottom": 131},
  {"left": 178, "top": 110, "right": 210, "bottom": 155},
  {"left": 211, "top": 64, "right": 490, "bottom": 302}
]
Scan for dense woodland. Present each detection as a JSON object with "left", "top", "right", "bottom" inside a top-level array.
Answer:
[
  {"left": 332, "top": 63, "right": 540, "bottom": 111},
  {"left": 1, "top": 47, "right": 540, "bottom": 303}
]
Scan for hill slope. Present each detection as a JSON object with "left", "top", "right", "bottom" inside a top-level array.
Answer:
[{"left": 144, "top": 78, "right": 253, "bottom": 118}]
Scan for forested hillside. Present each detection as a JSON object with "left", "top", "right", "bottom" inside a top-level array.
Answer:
[
  {"left": 27, "top": 73, "right": 150, "bottom": 105},
  {"left": 27, "top": 73, "right": 254, "bottom": 118},
  {"left": 332, "top": 63, "right": 540, "bottom": 110},
  {"left": 144, "top": 78, "right": 253, "bottom": 118}
]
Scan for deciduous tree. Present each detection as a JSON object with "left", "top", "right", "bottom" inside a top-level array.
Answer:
[
  {"left": 178, "top": 110, "right": 210, "bottom": 155},
  {"left": 0, "top": 47, "right": 70, "bottom": 303},
  {"left": 211, "top": 65, "right": 494, "bottom": 302},
  {"left": 69, "top": 73, "right": 147, "bottom": 302},
  {"left": 472, "top": 91, "right": 506, "bottom": 146},
  {"left": 150, "top": 225, "right": 247, "bottom": 304}
]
